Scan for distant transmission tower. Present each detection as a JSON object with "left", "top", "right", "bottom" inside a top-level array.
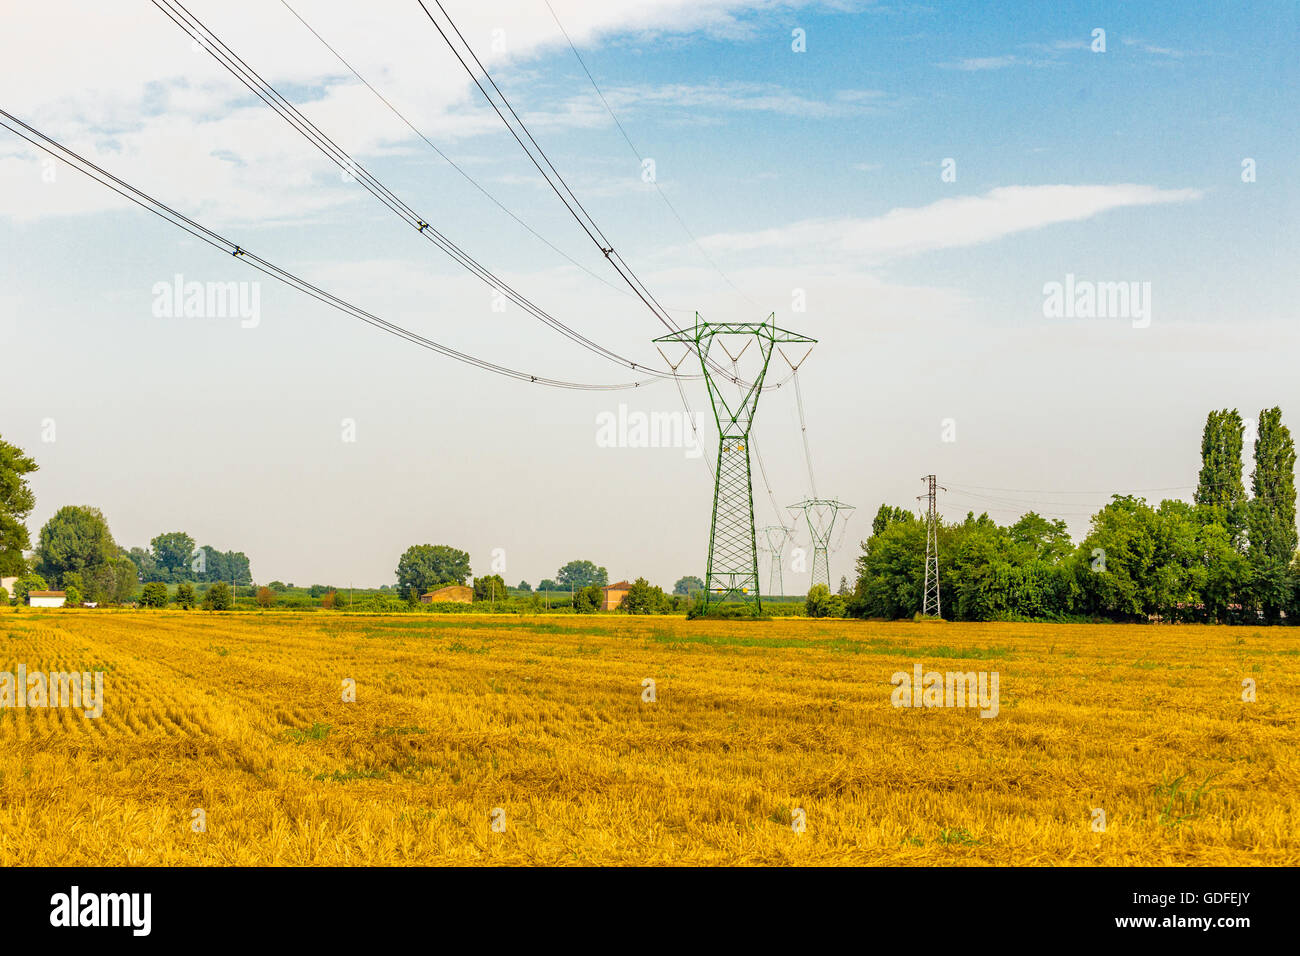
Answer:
[
  {"left": 759, "top": 525, "right": 793, "bottom": 597},
  {"left": 788, "top": 498, "right": 855, "bottom": 590},
  {"left": 918, "top": 474, "right": 946, "bottom": 618},
  {"left": 656, "top": 314, "right": 815, "bottom": 612}
]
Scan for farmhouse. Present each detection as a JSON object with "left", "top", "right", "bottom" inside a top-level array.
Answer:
[
  {"left": 28, "top": 590, "right": 67, "bottom": 608},
  {"left": 421, "top": 584, "right": 472, "bottom": 604},
  {"left": 601, "top": 581, "right": 632, "bottom": 611}
]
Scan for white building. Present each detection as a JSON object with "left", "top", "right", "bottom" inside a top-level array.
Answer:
[{"left": 28, "top": 590, "right": 67, "bottom": 608}]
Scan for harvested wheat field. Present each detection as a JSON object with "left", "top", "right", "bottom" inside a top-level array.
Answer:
[{"left": 0, "top": 608, "right": 1296, "bottom": 865}]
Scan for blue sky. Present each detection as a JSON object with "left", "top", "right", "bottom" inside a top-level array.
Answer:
[{"left": 1, "top": 0, "right": 1297, "bottom": 590}]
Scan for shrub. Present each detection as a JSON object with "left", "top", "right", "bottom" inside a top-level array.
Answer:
[
  {"left": 203, "top": 581, "right": 233, "bottom": 611},
  {"left": 573, "top": 584, "right": 603, "bottom": 614},
  {"left": 140, "top": 582, "right": 170, "bottom": 608},
  {"left": 0, "top": 585, "right": 8, "bottom": 606},
  {"left": 256, "top": 586, "right": 277, "bottom": 608},
  {"left": 619, "top": 577, "right": 673, "bottom": 614},
  {"left": 175, "top": 581, "right": 196, "bottom": 609},
  {"left": 805, "top": 584, "right": 846, "bottom": 618},
  {"left": 14, "top": 574, "right": 47, "bottom": 606},
  {"left": 63, "top": 585, "right": 83, "bottom": 607}
]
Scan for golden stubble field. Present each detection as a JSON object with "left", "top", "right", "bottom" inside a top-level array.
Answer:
[{"left": 0, "top": 609, "right": 1295, "bottom": 865}]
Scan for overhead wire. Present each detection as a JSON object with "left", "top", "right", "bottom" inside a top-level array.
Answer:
[
  {"left": 0, "top": 108, "right": 655, "bottom": 391},
  {"left": 154, "top": 0, "right": 686, "bottom": 381},
  {"left": 414, "top": 0, "right": 797, "bottom": 394},
  {"left": 541, "top": 0, "right": 762, "bottom": 314}
]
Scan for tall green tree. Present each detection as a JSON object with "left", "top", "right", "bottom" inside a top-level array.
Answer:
[
  {"left": 472, "top": 574, "right": 507, "bottom": 603},
  {"left": 396, "top": 544, "right": 471, "bottom": 593},
  {"left": 0, "top": 437, "right": 38, "bottom": 576},
  {"left": 673, "top": 575, "right": 704, "bottom": 595},
  {"left": 1195, "top": 409, "right": 1247, "bottom": 541},
  {"left": 556, "top": 559, "right": 608, "bottom": 590},
  {"left": 1248, "top": 407, "right": 1297, "bottom": 621},
  {"left": 871, "top": 504, "right": 915, "bottom": 537},
  {"left": 126, "top": 546, "right": 159, "bottom": 581},
  {"left": 1074, "top": 496, "right": 1160, "bottom": 620},
  {"left": 35, "top": 506, "right": 118, "bottom": 585},
  {"left": 151, "top": 531, "right": 197, "bottom": 580}
]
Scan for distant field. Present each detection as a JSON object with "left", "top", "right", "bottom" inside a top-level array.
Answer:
[{"left": 0, "top": 610, "right": 1295, "bottom": 865}]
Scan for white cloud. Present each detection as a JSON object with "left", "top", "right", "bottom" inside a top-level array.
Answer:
[
  {"left": 941, "top": 55, "right": 1020, "bottom": 71},
  {"left": 695, "top": 184, "right": 1203, "bottom": 261},
  {"left": 0, "top": 0, "right": 849, "bottom": 224}
]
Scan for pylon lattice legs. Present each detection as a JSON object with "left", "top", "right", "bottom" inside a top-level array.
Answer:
[
  {"left": 811, "top": 547, "right": 830, "bottom": 590},
  {"left": 705, "top": 437, "right": 760, "bottom": 607}
]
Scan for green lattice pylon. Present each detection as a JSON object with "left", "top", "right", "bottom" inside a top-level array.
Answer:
[
  {"left": 788, "top": 498, "right": 855, "bottom": 590},
  {"left": 656, "top": 314, "right": 815, "bottom": 612}
]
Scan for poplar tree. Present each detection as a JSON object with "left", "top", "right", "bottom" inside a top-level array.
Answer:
[
  {"left": 1194, "top": 409, "right": 1247, "bottom": 541},
  {"left": 1248, "top": 407, "right": 1297, "bottom": 620}
]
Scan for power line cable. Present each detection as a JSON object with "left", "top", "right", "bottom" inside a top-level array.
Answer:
[
  {"left": 0, "top": 108, "right": 655, "bottom": 391},
  {"left": 413, "top": 0, "right": 781, "bottom": 392},
  {"left": 275, "top": 0, "right": 693, "bottom": 317},
  {"left": 541, "top": 0, "right": 761, "bottom": 313},
  {"left": 154, "top": 0, "right": 684, "bottom": 381}
]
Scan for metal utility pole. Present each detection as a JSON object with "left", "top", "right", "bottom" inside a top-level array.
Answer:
[
  {"left": 788, "top": 498, "right": 855, "bottom": 590},
  {"left": 918, "top": 474, "right": 946, "bottom": 618},
  {"left": 655, "top": 313, "right": 815, "bottom": 612}
]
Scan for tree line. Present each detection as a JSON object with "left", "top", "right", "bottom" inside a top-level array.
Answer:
[
  {"left": 850, "top": 407, "right": 1298, "bottom": 623},
  {"left": 0, "top": 435, "right": 254, "bottom": 606}
]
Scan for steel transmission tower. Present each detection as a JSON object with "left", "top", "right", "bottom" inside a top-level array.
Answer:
[
  {"left": 759, "top": 524, "right": 794, "bottom": 597},
  {"left": 656, "top": 314, "right": 815, "bottom": 612},
  {"left": 918, "top": 474, "right": 946, "bottom": 617},
  {"left": 788, "top": 498, "right": 856, "bottom": 590}
]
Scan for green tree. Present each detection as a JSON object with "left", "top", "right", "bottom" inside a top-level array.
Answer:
[
  {"left": 0, "top": 437, "right": 38, "bottom": 577},
  {"left": 396, "top": 544, "right": 471, "bottom": 593},
  {"left": 806, "top": 583, "right": 845, "bottom": 618},
  {"left": 1195, "top": 409, "right": 1248, "bottom": 541},
  {"left": 1248, "top": 407, "right": 1297, "bottom": 621},
  {"left": 140, "top": 582, "right": 170, "bottom": 608},
  {"left": 556, "top": 560, "right": 608, "bottom": 591},
  {"left": 126, "top": 546, "right": 160, "bottom": 581},
  {"left": 14, "top": 573, "right": 47, "bottom": 605},
  {"left": 175, "top": 581, "right": 197, "bottom": 609},
  {"left": 36, "top": 506, "right": 118, "bottom": 585},
  {"left": 151, "top": 531, "right": 198, "bottom": 580},
  {"left": 517, "top": 580, "right": 532, "bottom": 592},
  {"left": 850, "top": 506, "right": 925, "bottom": 619},
  {"left": 86, "top": 557, "right": 139, "bottom": 605},
  {"left": 1007, "top": 512, "right": 1072, "bottom": 564},
  {"left": 871, "top": 504, "right": 915, "bottom": 536},
  {"left": 573, "top": 583, "right": 603, "bottom": 614},
  {"left": 0, "top": 585, "right": 8, "bottom": 606},
  {"left": 63, "top": 584, "right": 82, "bottom": 607},
  {"left": 202, "top": 580, "right": 233, "bottom": 610},
  {"left": 620, "top": 577, "right": 671, "bottom": 614},
  {"left": 473, "top": 574, "right": 507, "bottom": 604},
  {"left": 673, "top": 575, "right": 704, "bottom": 596},
  {"left": 1075, "top": 496, "right": 1161, "bottom": 620},
  {"left": 268, "top": 581, "right": 288, "bottom": 592}
]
